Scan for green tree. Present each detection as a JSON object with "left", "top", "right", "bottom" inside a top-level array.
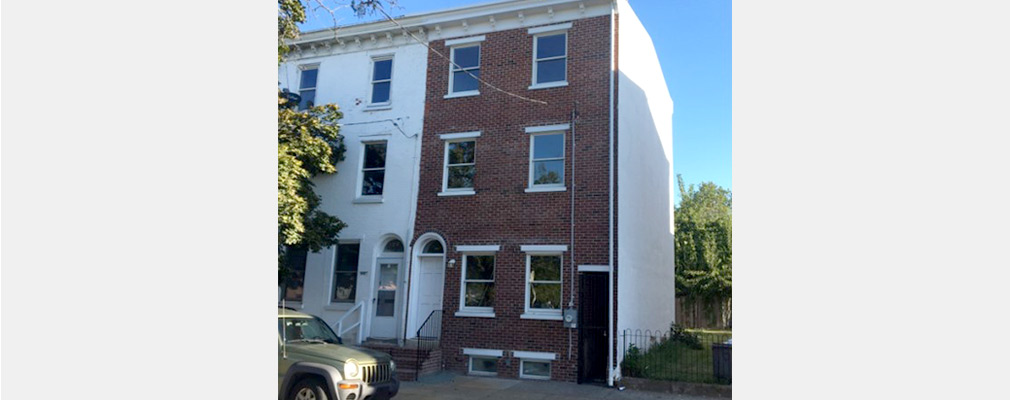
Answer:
[
  {"left": 675, "top": 174, "right": 732, "bottom": 301},
  {"left": 278, "top": 0, "right": 349, "bottom": 283}
]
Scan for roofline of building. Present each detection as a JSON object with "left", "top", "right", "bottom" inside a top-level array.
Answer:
[{"left": 290, "top": 0, "right": 613, "bottom": 47}]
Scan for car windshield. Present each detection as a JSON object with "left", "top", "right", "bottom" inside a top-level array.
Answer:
[{"left": 279, "top": 316, "right": 341, "bottom": 344}]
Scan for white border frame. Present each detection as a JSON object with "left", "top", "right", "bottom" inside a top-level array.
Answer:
[
  {"left": 527, "top": 131, "right": 567, "bottom": 192},
  {"left": 407, "top": 232, "right": 448, "bottom": 337},
  {"left": 457, "top": 251, "right": 497, "bottom": 318},
  {"left": 439, "top": 136, "right": 478, "bottom": 196},
  {"left": 521, "top": 249, "right": 565, "bottom": 320},
  {"left": 518, "top": 359, "right": 552, "bottom": 380},
  {"left": 529, "top": 29, "right": 569, "bottom": 89},
  {"left": 356, "top": 140, "right": 388, "bottom": 202},
  {"left": 368, "top": 55, "right": 394, "bottom": 107},
  {"left": 468, "top": 356, "right": 500, "bottom": 376},
  {"left": 446, "top": 39, "right": 482, "bottom": 98},
  {"left": 329, "top": 240, "right": 362, "bottom": 305},
  {"left": 297, "top": 63, "right": 320, "bottom": 110}
]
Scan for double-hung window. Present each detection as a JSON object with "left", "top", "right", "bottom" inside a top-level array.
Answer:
[
  {"left": 370, "top": 57, "right": 393, "bottom": 105},
  {"left": 449, "top": 44, "right": 480, "bottom": 95},
  {"left": 439, "top": 131, "right": 480, "bottom": 196},
  {"left": 529, "top": 24, "right": 570, "bottom": 89},
  {"left": 298, "top": 66, "right": 318, "bottom": 110},
  {"left": 456, "top": 245, "right": 499, "bottom": 317},
  {"left": 525, "top": 124, "right": 568, "bottom": 192},
  {"left": 521, "top": 245, "right": 567, "bottom": 320},
  {"left": 360, "top": 141, "right": 387, "bottom": 197},
  {"left": 332, "top": 243, "right": 360, "bottom": 303}
]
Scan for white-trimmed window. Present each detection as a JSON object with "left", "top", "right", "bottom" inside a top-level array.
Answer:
[
  {"left": 456, "top": 245, "right": 499, "bottom": 317},
  {"left": 463, "top": 348, "right": 502, "bottom": 376},
  {"left": 297, "top": 65, "right": 319, "bottom": 110},
  {"left": 514, "top": 351, "right": 556, "bottom": 380},
  {"left": 332, "top": 242, "right": 361, "bottom": 303},
  {"left": 439, "top": 132, "right": 480, "bottom": 196},
  {"left": 461, "top": 254, "right": 495, "bottom": 314},
  {"left": 521, "top": 245, "right": 566, "bottom": 320},
  {"left": 370, "top": 57, "right": 393, "bottom": 105},
  {"left": 530, "top": 28, "right": 568, "bottom": 88},
  {"left": 528, "top": 132, "right": 565, "bottom": 190},
  {"left": 359, "top": 141, "right": 387, "bottom": 196},
  {"left": 449, "top": 44, "right": 480, "bottom": 96}
]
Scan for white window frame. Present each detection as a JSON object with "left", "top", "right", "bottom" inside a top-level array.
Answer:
[
  {"left": 529, "top": 28, "right": 569, "bottom": 90},
  {"left": 468, "top": 356, "right": 499, "bottom": 376},
  {"left": 297, "top": 64, "right": 320, "bottom": 110},
  {"left": 521, "top": 246, "right": 567, "bottom": 320},
  {"left": 519, "top": 360, "right": 551, "bottom": 380},
  {"left": 456, "top": 248, "right": 498, "bottom": 318},
  {"left": 369, "top": 56, "right": 393, "bottom": 106},
  {"left": 356, "top": 140, "right": 387, "bottom": 201},
  {"left": 526, "top": 130, "right": 566, "bottom": 192},
  {"left": 446, "top": 39, "right": 482, "bottom": 98},
  {"left": 439, "top": 131, "right": 480, "bottom": 196}
]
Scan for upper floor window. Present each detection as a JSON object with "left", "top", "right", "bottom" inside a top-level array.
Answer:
[
  {"left": 450, "top": 44, "right": 480, "bottom": 95},
  {"left": 360, "top": 141, "right": 387, "bottom": 196},
  {"left": 332, "top": 243, "right": 360, "bottom": 303},
  {"left": 438, "top": 131, "right": 480, "bottom": 196},
  {"left": 529, "top": 132, "right": 565, "bottom": 190},
  {"left": 370, "top": 57, "right": 392, "bottom": 105},
  {"left": 298, "top": 66, "right": 318, "bottom": 110},
  {"left": 528, "top": 23, "right": 570, "bottom": 90}
]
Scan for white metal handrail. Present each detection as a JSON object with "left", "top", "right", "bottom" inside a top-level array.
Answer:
[{"left": 334, "top": 301, "right": 366, "bottom": 344}]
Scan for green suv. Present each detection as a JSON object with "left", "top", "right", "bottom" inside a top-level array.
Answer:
[{"left": 279, "top": 308, "right": 399, "bottom": 400}]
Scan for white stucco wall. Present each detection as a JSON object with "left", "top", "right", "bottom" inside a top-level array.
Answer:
[
  {"left": 279, "top": 41, "right": 428, "bottom": 340},
  {"left": 615, "top": 0, "right": 676, "bottom": 358}
]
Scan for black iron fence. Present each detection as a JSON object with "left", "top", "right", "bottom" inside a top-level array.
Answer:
[
  {"left": 415, "top": 310, "right": 442, "bottom": 375},
  {"left": 620, "top": 326, "right": 732, "bottom": 385}
]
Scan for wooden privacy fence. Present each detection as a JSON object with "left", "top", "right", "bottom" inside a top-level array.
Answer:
[{"left": 675, "top": 297, "right": 732, "bottom": 329}]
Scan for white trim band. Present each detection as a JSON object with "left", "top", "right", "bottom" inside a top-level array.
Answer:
[
  {"left": 445, "top": 35, "right": 486, "bottom": 46},
  {"left": 520, "top": 245, "right": 568, "bottom": 252},
  {"left": 578, "top": 265, "right": 610, "bottom": 272},
  {"left": 525, "top": 123, "right": 570, "bottom": 134},
  {"left": 528, "top": 22, "right": 572, "bottom": 34},
  {"left": 456, "top": 245, "right": 500, "bottom": 252},
  {"left": 463, "top": 348, "right": 504, "bottom": 357},
  {"left": 513, "top": 351, "right": 557, "bottom": 361},
  {"left": 440, "top": 131, "right": 481, "bottom": 140}
]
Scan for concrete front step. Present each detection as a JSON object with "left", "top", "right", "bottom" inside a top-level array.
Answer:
[{"left": 360, "top": 341, "right": 442, "bottom": 382}]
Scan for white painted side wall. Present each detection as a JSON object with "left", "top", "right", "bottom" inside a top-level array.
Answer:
[
  {"left": 279, "top": 41, "right": 428, "bottom": 340},
  {"left": 615, "top": 0, "right": 676, "bottom": 365}
]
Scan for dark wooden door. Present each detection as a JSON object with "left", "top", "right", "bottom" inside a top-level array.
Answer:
[{"left": 578, "top": 272, "right": 608, "bottom": 383}]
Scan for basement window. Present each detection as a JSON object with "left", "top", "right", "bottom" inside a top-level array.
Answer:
[
  {"left": 520, "top": 360, "right": 551, "bottom": 380},
  {"left": 469, "top": 357, "right": 498, "bottom": 376}
]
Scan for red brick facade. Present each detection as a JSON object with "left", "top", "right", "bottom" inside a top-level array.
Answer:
[{"left": 412, "top": 15, "right": 613, "bottom": 382}]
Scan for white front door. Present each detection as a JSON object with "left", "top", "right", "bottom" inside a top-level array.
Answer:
[
  {"left": 370, "top": 258, "right": 401, "bottom": 339},
  {"left": 415, "top": 255, "right": 445, "bottom": 336}
]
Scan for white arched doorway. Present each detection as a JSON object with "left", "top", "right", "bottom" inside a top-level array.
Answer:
[{"left": 408, "top": 233, "right": 446, "bottom": 337}]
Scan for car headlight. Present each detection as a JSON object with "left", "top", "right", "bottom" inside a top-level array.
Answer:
[
  {"left": 344, "top": 359, "right": 360, "bottom": 379},
  {"left": 390, "top": 359, "right": 396, "bottom": 372}
]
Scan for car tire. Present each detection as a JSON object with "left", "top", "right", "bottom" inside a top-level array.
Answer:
[{"left": 288, "top": 377, "right": 329, "bottom": 400}]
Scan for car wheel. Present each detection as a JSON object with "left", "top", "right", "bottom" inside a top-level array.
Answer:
[{"left": 289, "top": 377, "right": 329, "bottom": 400}]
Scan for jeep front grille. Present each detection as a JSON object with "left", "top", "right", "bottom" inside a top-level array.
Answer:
[{"left": 361, "top": 363, "right": 391, "bottom": 383}]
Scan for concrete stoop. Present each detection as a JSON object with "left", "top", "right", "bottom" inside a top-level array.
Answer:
[{"left": 360, "top": 340, "right": 442, "bottom": 382}]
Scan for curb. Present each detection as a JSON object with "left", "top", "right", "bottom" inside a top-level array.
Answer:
[{"left": 620, "top": 377, "right": 732, "bottom": 398}]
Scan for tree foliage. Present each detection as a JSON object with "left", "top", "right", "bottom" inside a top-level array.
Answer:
[
  {"left": 675, "top": 175, "right": 732, "bottom": 301},
  {"left": 278, "top": 0, "right": 348, "bottom": 279}
]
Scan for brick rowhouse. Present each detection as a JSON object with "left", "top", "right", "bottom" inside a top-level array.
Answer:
[{"left": 412, "top": 15, "right": 613, "bottom": 382}]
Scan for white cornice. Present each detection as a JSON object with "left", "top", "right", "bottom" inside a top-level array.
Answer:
[{"left": 284, "top": 0, "right": 612, "bottom": 60}]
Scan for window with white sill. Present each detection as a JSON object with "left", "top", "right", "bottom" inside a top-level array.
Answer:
[
  {"left": 444, "top": 140, "right": 476, "bottom": 191},
  {"left": 370, "top": 57, "right": 392, "bottom": 105},
  {"left": 532, "top": 32, "right": 566, "bottom": 86},
  {"left": 360, "top": 141, "right": 386, "bottom": 196},
  {"left": 449, "top": 44, "right": 480, "bottom": 95},
  {"left": 529, "top": 133, "right": 565, "bottom": 189},
  {"left": 525, "top": 254, "right": 562, "bottom": 317},
  {"left": 297, "top": 66, "right": 318, "bottom": 110},
  {"left": 460, "top": 254, "right": 495, "bottom": 313}
]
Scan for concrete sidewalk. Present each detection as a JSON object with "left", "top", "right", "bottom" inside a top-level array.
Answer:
[{"left": 397, "top": 372, "right": 723, "bottom": 400}]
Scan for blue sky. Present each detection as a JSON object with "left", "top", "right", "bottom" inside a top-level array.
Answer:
[{"left": 298, "top": 0, "right": 732, "bottom": 201}]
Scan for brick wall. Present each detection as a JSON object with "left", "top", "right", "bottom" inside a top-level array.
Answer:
[{"left": 413, "top": 15, "right": 613, "bottom": 382}]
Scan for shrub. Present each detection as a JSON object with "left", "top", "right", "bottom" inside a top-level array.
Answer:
[{"left": 670, "top": 323, "right": 704, "bottom": 350}]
